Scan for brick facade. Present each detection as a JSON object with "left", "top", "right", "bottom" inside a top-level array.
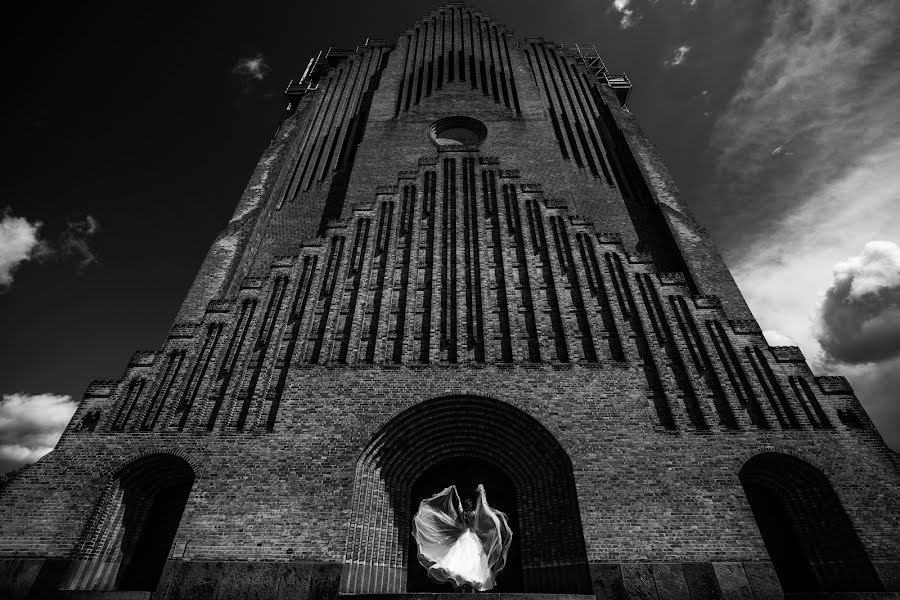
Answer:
[{"left": 2, "top": 3, "right": 899, "bottom": 599}]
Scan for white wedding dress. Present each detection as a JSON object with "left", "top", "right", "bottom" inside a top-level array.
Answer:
[{"left": 412, "top": 484, "right": 513, "bottom": 591}]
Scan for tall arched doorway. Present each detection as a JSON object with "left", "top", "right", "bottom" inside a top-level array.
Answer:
[
  {"left": 739, "top": 452, "right": 883, "bottom": 593},
  {"left": 64, "top": 453, "right": 195, "bottom": 592},
  {"left": 343, "top": 395, "right": 591, "bottom": 594}
]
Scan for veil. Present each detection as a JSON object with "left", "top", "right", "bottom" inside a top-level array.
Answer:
[
  {"left": 412, "top": 485, "right": 464, "bottom": 568},
  {"left": 472, "top": 484, "right": 512, "bottom": 575},
  {"left": 412, "top": 483, "right": 513, "bottom": 589}
]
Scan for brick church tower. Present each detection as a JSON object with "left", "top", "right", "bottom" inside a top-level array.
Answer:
[{"left": 2, "top": 3, "right": 899, "bottom": 599}]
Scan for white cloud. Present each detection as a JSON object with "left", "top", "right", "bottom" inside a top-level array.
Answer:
[
  {"left": 0, "top": 212, "right": 44, "bottom": 289},
  {"left": 610, "top": 0, "right": 640, "bottom": 29},
  {"left": 832, "top": 241, "right": 900, "bottom": 298},
  {"left": 763, "top": 330, "right": 796, "bottom": 347},
  {"left": 59, "top": 215, "right": 100, "bottom": 269},
  {"left": 814, "top": 241, "right": 900, "bottom": 364},
  {"left": 665, "top": 45, "right": 691, "bottom": 67},
  {"left": 710, "top": 1, "right": 900, "bottom": 249},
  {"left": 717, "top": 0, "right": 900, "bottom": 354},
  {"left": 232, "top": 54, "right": 270, "bottom": 84},
  {"left": 0, "top": 393, "right": 77, "bottom": 474},
  {"left": 713, "top": 0, "right": 900, "bottom": 448},
  {"left": 0, "top": 212, "right": 99, "bottom": 291},
  {"left": 732, "top": 138, "right": 900, "bottom": 366}
]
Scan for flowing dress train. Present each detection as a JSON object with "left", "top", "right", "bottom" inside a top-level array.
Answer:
[{"left": 412, "top": 484, "right": 513, "bottom": 591}]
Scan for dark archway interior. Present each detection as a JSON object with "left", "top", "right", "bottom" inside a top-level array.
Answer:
[
  {"left": 112, "top": 455, "right": 195, "bottom": 592},
  {"left": 741, "top": 480, "right": 818, "bottom": 591},
  {"left": 347, "top": 395, "right": 592, "bottom": 594},
  {"left": 408, "top": 457, "right": 524, "bottom": 592},
  {"left": 740, "top": 452, "right": 883, "bottom": 593}
]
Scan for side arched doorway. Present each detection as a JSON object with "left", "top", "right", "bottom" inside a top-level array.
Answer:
[
  {"left": 64, "top": 453, "right": 195, "bottom": 592},
  {"left": 739, "top": 452, "right": 883, "bottom": 593},
  {"left": 343, "top": 395, "right": 591, "bottom": 594}
]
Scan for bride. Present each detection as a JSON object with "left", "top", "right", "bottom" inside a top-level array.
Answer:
[{"left": 412, "top": 484, "right": 513, "bottom": 591}]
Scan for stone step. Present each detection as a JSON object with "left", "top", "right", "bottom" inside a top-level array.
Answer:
[
  {"left": 55, "top": 592, "right": 152, "bottom": 600},
  {"left": 339, "top": 595, "right": 595, "bottom": 600},
  {"left": 785, "top": 594, "right": 900, "bottom": 600}
]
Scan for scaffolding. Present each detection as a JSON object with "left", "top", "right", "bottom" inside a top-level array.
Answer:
[
  {"left": 284, "top": 50, "right": 324, "bottom": 110},
  {"left": 605, "top": 73, "right": 632, "bottom": 108},
  {"left": 571, "top": 43, "right": 632, "bottom": 108},
  {"left": 573, "top": 43, "right": 607, "bottom": 79},
  {"left": 284, "top": 41, "right": 373, "bottom": 111}
]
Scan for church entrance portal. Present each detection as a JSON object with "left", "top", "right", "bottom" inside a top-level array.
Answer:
[
  {"left": 61, "top": 453, "right": 195, "bottom": 592},
  {"left": 343, "top": 395, "right": 591, "bottom": 594},
  {"left": 740, "top": 452, "right": 883, "bottom": 593}
]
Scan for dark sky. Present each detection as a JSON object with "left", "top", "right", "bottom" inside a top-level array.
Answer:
[{"left": 2, "top": 0, "right": 898, "bottom": 471}]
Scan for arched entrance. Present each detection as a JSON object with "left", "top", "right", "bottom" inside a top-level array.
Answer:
[
  {"left": 64, "top": 453, "right": 195, "bottom": 592},
  {"left": 343, "top": 395, "right": 591, "bottom": 593},
  {"left": 739, "top": 452, "right": 883, "bottom": 593}
]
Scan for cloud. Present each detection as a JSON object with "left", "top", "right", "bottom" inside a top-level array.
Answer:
[
  {"left": 0, "top": 211, "right": 49, "bottom": 289},
  {"left": 763, "top": 330, "right": 796, "bottom": 347},
  {"left": 0, "top": 393, "right": 77, "bottom": 474},
  {"left": 717, "top": 0, "right": 900, "bottom": 359},
  {"left": 733, "top": 137, "right": 900, "bottom": 358},
  {"left": 232, "top": 54, "right": 270, "bottom": 86},
  {"left": 665, "top": 45, "right": 691, "bottom": 67},
  {"left": 0, "top": 211, "right": 99, "bottom": 291},
  {"left": 610, "top": 0, "right": 640, "bottom": 29},
  {"left": 841, "top": 358, "right": 900, "bottom": 450},
  {"left": 814, "top": 242, "right": 900, "bottom": 364},
  {"left": 710, "top": 1, "right": 900, "bottom": 251},
  {"left": 59, "top": 215, "right": 99, "bottom": 269},
  {"left": 714, "top": 0, "right": 900, "bottom": 449}
]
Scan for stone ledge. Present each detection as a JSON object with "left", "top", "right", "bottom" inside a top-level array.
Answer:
[
  {"left": 239, "top": 277, "right": 263, "bottom": 290},
  {"left": 657, "top": 272, "right": 686, "bottom": 286},
  {"left": 626, "top": 251, "right": 653, "bottom": 264},
  {"left": 338, "top": 592, "right": 595, "bottom": 600},
  {"left": 596, "top": 233, "right": 623, "bottom": 244},
  {"left": 55, "top": 593, "right": 152, "bottom": 600},
  {"left": 770, "top": 346, "right": 806, "bottom": 363},
  {"left": 785, "top": 594, "right": 900, "bottom": 599},
  {"left": 84, "top": 380, "right": 118, "bottom": 398},
  {"left": 127, "top": 351, "right": 157, "bottom": 367},
  {"left": 692, "top": 295, "right": 722, "bottom": 309},
  {"left": 816, "top": 375, "right": 854, "bottom": 395},
  {"left": 730, "top": 319, "right": 762, "bottom": 335}
]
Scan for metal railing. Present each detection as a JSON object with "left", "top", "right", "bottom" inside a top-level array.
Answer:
[{"left": 571, "top": 43, "right": 632, "bottom": 107}]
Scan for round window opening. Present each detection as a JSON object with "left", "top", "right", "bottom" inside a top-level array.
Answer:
[{"left": 429, "top": 116, "right": 487, "bottom": 148}]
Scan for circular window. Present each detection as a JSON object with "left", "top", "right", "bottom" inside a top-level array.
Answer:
[{"left": 429, "top": 116, "right": 487, "bottom": 148}]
